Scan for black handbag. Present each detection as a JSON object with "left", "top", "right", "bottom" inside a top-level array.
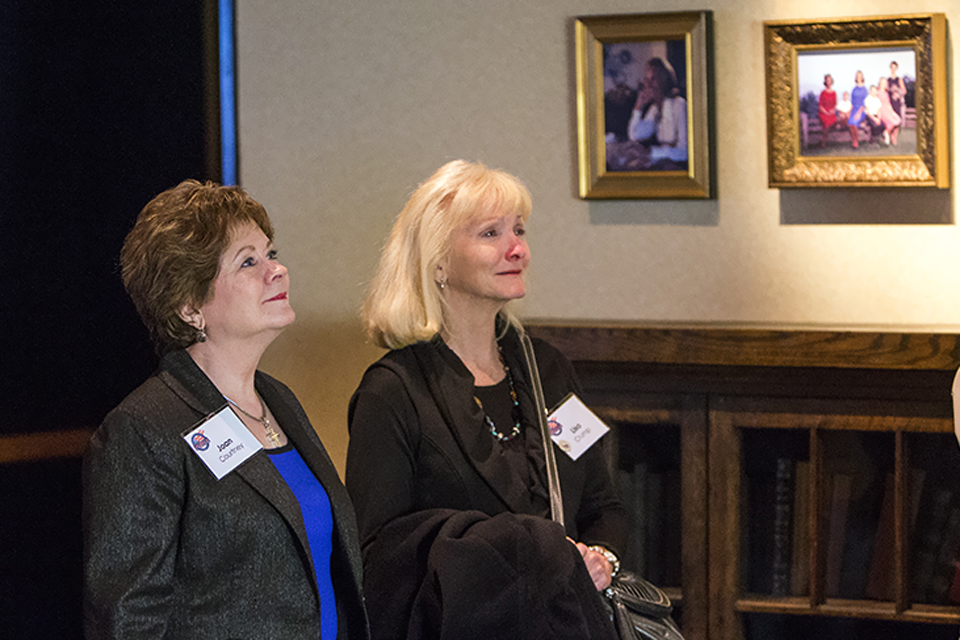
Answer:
[
  {"left": 519, "top": 331, "right": 687, "bottom": 640},
  {"left": 604, "top": 571, "right": 685, "bottom": 640}
]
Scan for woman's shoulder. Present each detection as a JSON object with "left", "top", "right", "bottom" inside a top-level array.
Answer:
[
  {"left": 105, "top": 372, "right": 180, "bottom": 424},
  {"left": 526, "top": 334, "right": 569, "bottom": 365},
  {"left": 501, "top": 328, "right": 576, "bottom": 382},
  {"left": 91, "top": 372, "right": 195, "bottom": 461},
  {"left": 355, "top": 342, "right": 434, "bottom": 395},
  {"left": 665, "top": 94, "right": 687, "bottom": 110}
]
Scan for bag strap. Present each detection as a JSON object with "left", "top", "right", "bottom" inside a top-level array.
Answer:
[{"left": 519, "top": 330, "right": 565, "bottom": 527}]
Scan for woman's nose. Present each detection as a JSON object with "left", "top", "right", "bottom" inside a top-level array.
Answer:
[
  {"left": 268, "top": 260, "right": 288, "bottom": 280},
  {"left": 506, "top": 233, "right": 527, "bottom": 259}
]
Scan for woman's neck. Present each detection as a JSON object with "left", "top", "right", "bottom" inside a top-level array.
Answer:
[
  {"left": 441, "top": 307, "right": 505, "bottom": 386},
  {"left": 186, "top": 337, "right": 268, "bottom": 407}
]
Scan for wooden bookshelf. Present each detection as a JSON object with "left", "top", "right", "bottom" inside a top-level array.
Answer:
[{"left": 527, "top": 323, "right": 960, "bottom": 640}]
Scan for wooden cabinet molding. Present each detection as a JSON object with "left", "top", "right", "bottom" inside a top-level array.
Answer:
[{"left": 526, "top": 323, "right": 960, "bottom": 372}]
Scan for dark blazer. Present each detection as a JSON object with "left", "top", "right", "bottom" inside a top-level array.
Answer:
[
  {"left": 345, "top": 326, "right": 625, "bottom": 555},
  {"left": 83, "top": 350, "right": 369, "bottom": 640}
]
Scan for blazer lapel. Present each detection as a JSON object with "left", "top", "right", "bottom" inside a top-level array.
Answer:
[
  {"left": 414, "top": 340, "right": 536, "bottom": 515},
  {"left": 233, "top": 454, "right": 315, "bottom": 584},
  {"left": 256, "top": 373, "right": 365, "bottom": 591},
  {"left": 158, "top": 351, "right": 316, "bottom": 591}
]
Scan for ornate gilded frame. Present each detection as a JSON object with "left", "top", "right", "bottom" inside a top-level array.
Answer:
[
  {"left": 575, "top": 12, "right": 714, "bottom": 199},
  {"left": 764, "top": 14, "right": 948, "bottom": 188}
]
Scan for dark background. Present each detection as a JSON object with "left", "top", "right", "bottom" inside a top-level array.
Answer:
[{"left": 1, "top": 1, "right": 218, "bottom": 634}]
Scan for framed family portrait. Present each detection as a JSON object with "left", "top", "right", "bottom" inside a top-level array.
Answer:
[
  {"left": 764, "top": 14, "right": 948, "bottom": 188},
  {"left": 575, "top": 11, "right": 714, "bottom": 199}
]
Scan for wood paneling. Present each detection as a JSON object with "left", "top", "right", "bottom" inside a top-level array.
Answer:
[{"left": 527, "top": 323, "right": 960, "bottom": 371}]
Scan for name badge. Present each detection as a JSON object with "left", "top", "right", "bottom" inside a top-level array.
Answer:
[
  {"left": 182, "top": 405, "right": 263, "bottom": 480},
  {"left": 547, "top": 393, "right": 610, "bottom": 461}
]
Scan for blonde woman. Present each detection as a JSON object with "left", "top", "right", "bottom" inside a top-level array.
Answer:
[{"left": 346, "top": 160, "right": 625, "bottom": 639}]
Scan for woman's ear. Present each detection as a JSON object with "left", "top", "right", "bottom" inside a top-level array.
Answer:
[
  {"left": 434, "top": 264, "right": 447, "bottom": 289},
  {"left": 179, "top": 303, "right": 203, "bottom": 330}
]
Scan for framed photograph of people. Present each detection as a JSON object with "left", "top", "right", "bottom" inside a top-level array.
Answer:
[
  {"left": 764, "top": 14, "right": 948, "bottom": 188},
  {"left": 575, "top": 11, "right": 714, "bottom": 199}
]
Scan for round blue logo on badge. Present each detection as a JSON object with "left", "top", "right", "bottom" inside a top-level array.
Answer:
[
  {"left": 549, "top": 418, "right": 562, "bottom": 436},
  {"left": 191, "top": 431, "right": 210, "bottom": 451}
]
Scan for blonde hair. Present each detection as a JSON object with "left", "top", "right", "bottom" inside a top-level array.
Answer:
[{"left": 362, "top": 160, "right": 532, "bottom": 349}]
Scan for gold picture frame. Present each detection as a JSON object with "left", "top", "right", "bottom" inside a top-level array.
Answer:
[
  {"left": 764, "top": 14, "right": 948, "bottom": 188},
  {"left": 575, "top": 11, "right": 714, "bottom": 199}
]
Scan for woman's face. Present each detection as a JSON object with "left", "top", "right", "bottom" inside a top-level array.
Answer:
[
  {"left": 643, "top": 64, "right": 663, "bottom": 97},
  {"left": 855, "top": 70, "right": 865, "bottom": 84},
  {"left": 441, "top": 210, "right": 529, "bottom": 310},
  {"left": 825, "top": 75, "right": 833, "bottom": 89},
  {"left": 890, "top": 62, "right": 898, "bottom": 76},
  {"left": 192, "top": 222, "right": 295, "bottom": 343}
]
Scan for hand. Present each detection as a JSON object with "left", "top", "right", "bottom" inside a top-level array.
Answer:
[
  {"left": 574, "top": 541, "right": 613, "bottom": 590},
  {"left": 634, "top": 85, "right": 654, "bottom": 111}
]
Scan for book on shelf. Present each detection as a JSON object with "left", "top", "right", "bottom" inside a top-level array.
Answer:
[
  {"left": 617, "top": 456, "right": 682, "bottom": 586},
  {"left": 790, "top": 460, "right": 811, "bottom": 596},
  {"left": 838, "top": 462, "right": 887, "bottom": 599},
  {"left": 865, "top": 473, "right": 896, "bottom": 600},
  {"left": 646, "top": 468, "right": 665, "bottom": 584},
  {"left": 863, "top": 469, "right": 926, "bottom": 601},
  {"left": 662, "top": 467, "right": 682, "bottom": 587},
  {"left": 745, "top": 466, "right": 776, "bottom": 594},
  {"left": 910, "top": 468, "right": 927, "bottom": 526},
  {"left": 924, "top": 506, "right": 960, "bottom": 603},
  {"left": 617, "top": 461, "right": 647, "bottom": 577},
  {"left": 910, "top": 487, "right": 954, "bottom": 601},
  {"left": 771, "top": 457, "right": 795, "bottom": 597},
  {"left": 824, "top": 472, "right": 853, "bottom": 597}
]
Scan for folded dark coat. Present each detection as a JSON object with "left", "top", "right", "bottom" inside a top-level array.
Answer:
[{"left": 363, "top": 508, "right": 617, "bottom": 640}]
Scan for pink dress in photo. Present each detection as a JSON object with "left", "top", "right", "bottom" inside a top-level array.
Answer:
[{"left": 878, "top": 78, "right": 901, "bottom": 129}]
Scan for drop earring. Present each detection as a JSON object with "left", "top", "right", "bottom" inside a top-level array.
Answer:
[{"left": 195, "top": 313, "right": 207, "bottom": 343}]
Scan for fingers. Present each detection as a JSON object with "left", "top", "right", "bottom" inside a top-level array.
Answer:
[{"left": 576, "top": 544, "right": 613, "bottom": 590}]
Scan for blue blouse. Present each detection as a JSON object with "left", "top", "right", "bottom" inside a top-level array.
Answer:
[
  {"left": 268, "top": 445, "right": 338, "bottom": 639},
  {"left": 848, "top": 84, "right": 869, "bottom": 126}
]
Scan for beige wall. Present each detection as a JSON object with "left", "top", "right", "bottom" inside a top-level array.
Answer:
[{"left": 236, "top": 0, "right": 960, "bottom": 475}]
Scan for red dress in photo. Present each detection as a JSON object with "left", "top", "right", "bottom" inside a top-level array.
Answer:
[{"left": 818, "top": 89, "right": 838, "bottom": 128}]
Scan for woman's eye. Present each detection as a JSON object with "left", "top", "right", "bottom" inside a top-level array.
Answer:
[
  {"left": 481, "top": 228, "right": 498, "bottom": 238},
  {"left": 241, "top": 257, "right": 256, "bottom": 268},
  {"left": 515, "top": 227, "right": 526, "bottom": 236},
  {"left": 267, "top": 249, "right": 278, "bottom": 260}
]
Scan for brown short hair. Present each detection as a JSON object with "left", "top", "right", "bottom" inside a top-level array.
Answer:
[{"left": 120, "top": 180, "right": 273, "bottom": 353}]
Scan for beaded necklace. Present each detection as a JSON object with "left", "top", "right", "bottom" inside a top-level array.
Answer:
[{"left": 473, "top": 347, "right": 522, "bottom": 442}]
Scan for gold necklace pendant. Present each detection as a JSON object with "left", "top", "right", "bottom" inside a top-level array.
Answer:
[
  {"left": 262, "top": 417, "right": 283, "bottom": 447},
  {"left": 226, "top": 394, "right": 283, "bottom": 447}
]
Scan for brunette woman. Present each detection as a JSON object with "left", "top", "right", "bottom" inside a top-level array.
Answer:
[{"left": 84, "top": 181, "right": 369, "bottom": 639}]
